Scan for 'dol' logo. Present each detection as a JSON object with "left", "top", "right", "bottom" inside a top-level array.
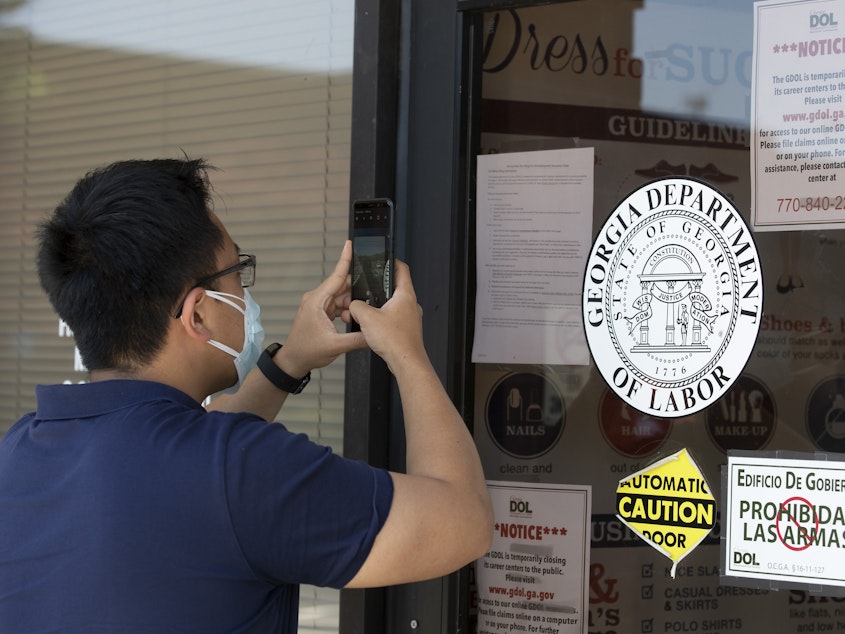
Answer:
[
  {"left": 733, "top": 551, "right": 759, "bottom": 566},
  {"left": 510, "top": 497, "right": 533, "bottom": 516},
  {"left": 810, "top": 12, "right": 838, "bottom": 28}
]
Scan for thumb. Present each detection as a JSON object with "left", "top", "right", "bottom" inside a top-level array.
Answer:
[{"left": 348, "top": 299, "right": 376, "bottom": 329}]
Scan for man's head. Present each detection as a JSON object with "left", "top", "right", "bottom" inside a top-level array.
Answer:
[{"left": 37, "top": 158, "right": 225, "bottom": 371}]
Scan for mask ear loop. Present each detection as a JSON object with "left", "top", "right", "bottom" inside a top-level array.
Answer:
[
  {"left": 207, "top": 338, "right": 240, "bottom": 358},
  {"left": 204, "top": 290, "right": 247, "bottom": 315},
  {"left": 205, "top": 290, "right": 248, "bottom": 357}
]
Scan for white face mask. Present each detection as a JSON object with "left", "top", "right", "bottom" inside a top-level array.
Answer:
[{"left": 205, "top": 289, "right": 265, "bottom": 395}]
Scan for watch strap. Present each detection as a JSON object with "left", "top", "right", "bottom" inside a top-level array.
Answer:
[{"left": 257, "top": 343, "right": 311, "bottom": 394}]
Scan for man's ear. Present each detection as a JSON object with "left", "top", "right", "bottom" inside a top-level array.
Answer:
[{"left": 178, "top": 287, "right": 212, "bottom": 341}]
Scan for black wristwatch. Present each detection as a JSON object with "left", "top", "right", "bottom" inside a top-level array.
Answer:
[{"left": 257, "top": 343, "right": 311, "bottom": 394}]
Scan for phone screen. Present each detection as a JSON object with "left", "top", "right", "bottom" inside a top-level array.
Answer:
[{"left": 351, "top": 199, "right": 394, "bottom": 317}]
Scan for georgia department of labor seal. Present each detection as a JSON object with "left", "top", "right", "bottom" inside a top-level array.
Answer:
[{"left": 583, "top": 177, "right": 763, "bottom": 418}]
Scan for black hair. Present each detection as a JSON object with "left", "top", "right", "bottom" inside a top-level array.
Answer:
[{"left": 37, "top": 157, "right": 225, "bottom": 370}]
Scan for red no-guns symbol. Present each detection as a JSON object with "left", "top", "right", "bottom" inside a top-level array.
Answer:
[{"left": 775, "top": 496, "right": 819, "bottom": 552}]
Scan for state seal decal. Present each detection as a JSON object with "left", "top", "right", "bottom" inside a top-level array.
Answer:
[{"left": 583, "top": 177, "right": 763, "bottom": 418}]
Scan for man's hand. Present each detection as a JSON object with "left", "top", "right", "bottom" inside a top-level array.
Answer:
[
  {"left": 348, "top": 259, "right": 425, "bottom": 376},
  {"left": 274, "top": 241, "right": 368, "bottom": 379},
  {"left": 209, "top": 242, "right": 367, "bottom": 420}
]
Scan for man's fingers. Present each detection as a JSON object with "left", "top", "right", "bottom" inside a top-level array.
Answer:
[
  {"left": 385, "top": 259, "right": 414, "bottom": 304},
  {"left": 347, "top": 299, "right": 371, "bottom": 328},
  {"left": 332, "top": 240, "right": 353, "bottom": 278},
  {"left": 306, "top": 241, "right": 352, "bottom": 307}
]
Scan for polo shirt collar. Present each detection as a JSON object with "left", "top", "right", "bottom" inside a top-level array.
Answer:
[{"left": 35, "top": 380, "right": 203, "bottom": 421}]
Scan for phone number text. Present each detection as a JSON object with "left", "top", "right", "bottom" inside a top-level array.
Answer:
[{"left": 778, "top": 196, "right": 845, "bottom": 213}]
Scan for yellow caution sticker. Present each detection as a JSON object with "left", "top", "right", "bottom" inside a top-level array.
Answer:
[{"left": 616, "top": 448, "right": 716, "bottom": 576}]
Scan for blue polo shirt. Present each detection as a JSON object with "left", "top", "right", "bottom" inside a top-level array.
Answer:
[{"left": 0, "top": 380, "right": 393, "bottom": 633}]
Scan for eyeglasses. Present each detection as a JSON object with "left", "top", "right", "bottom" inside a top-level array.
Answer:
[{"left": 173, "top": 253, "right": 256, "bottom": 318}]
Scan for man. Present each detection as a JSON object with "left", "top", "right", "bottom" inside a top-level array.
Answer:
[{"left": 0, "top": 158, "right": 493, "bottom": 632}]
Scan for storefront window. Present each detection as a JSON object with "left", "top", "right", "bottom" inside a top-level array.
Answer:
[{"left": 471, "top": 1, "right": 845, "bottom": 632}]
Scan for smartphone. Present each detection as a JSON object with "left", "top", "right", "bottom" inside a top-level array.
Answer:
[{"left": 350, "top": 198, "right": 395, "bottom": 331}]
